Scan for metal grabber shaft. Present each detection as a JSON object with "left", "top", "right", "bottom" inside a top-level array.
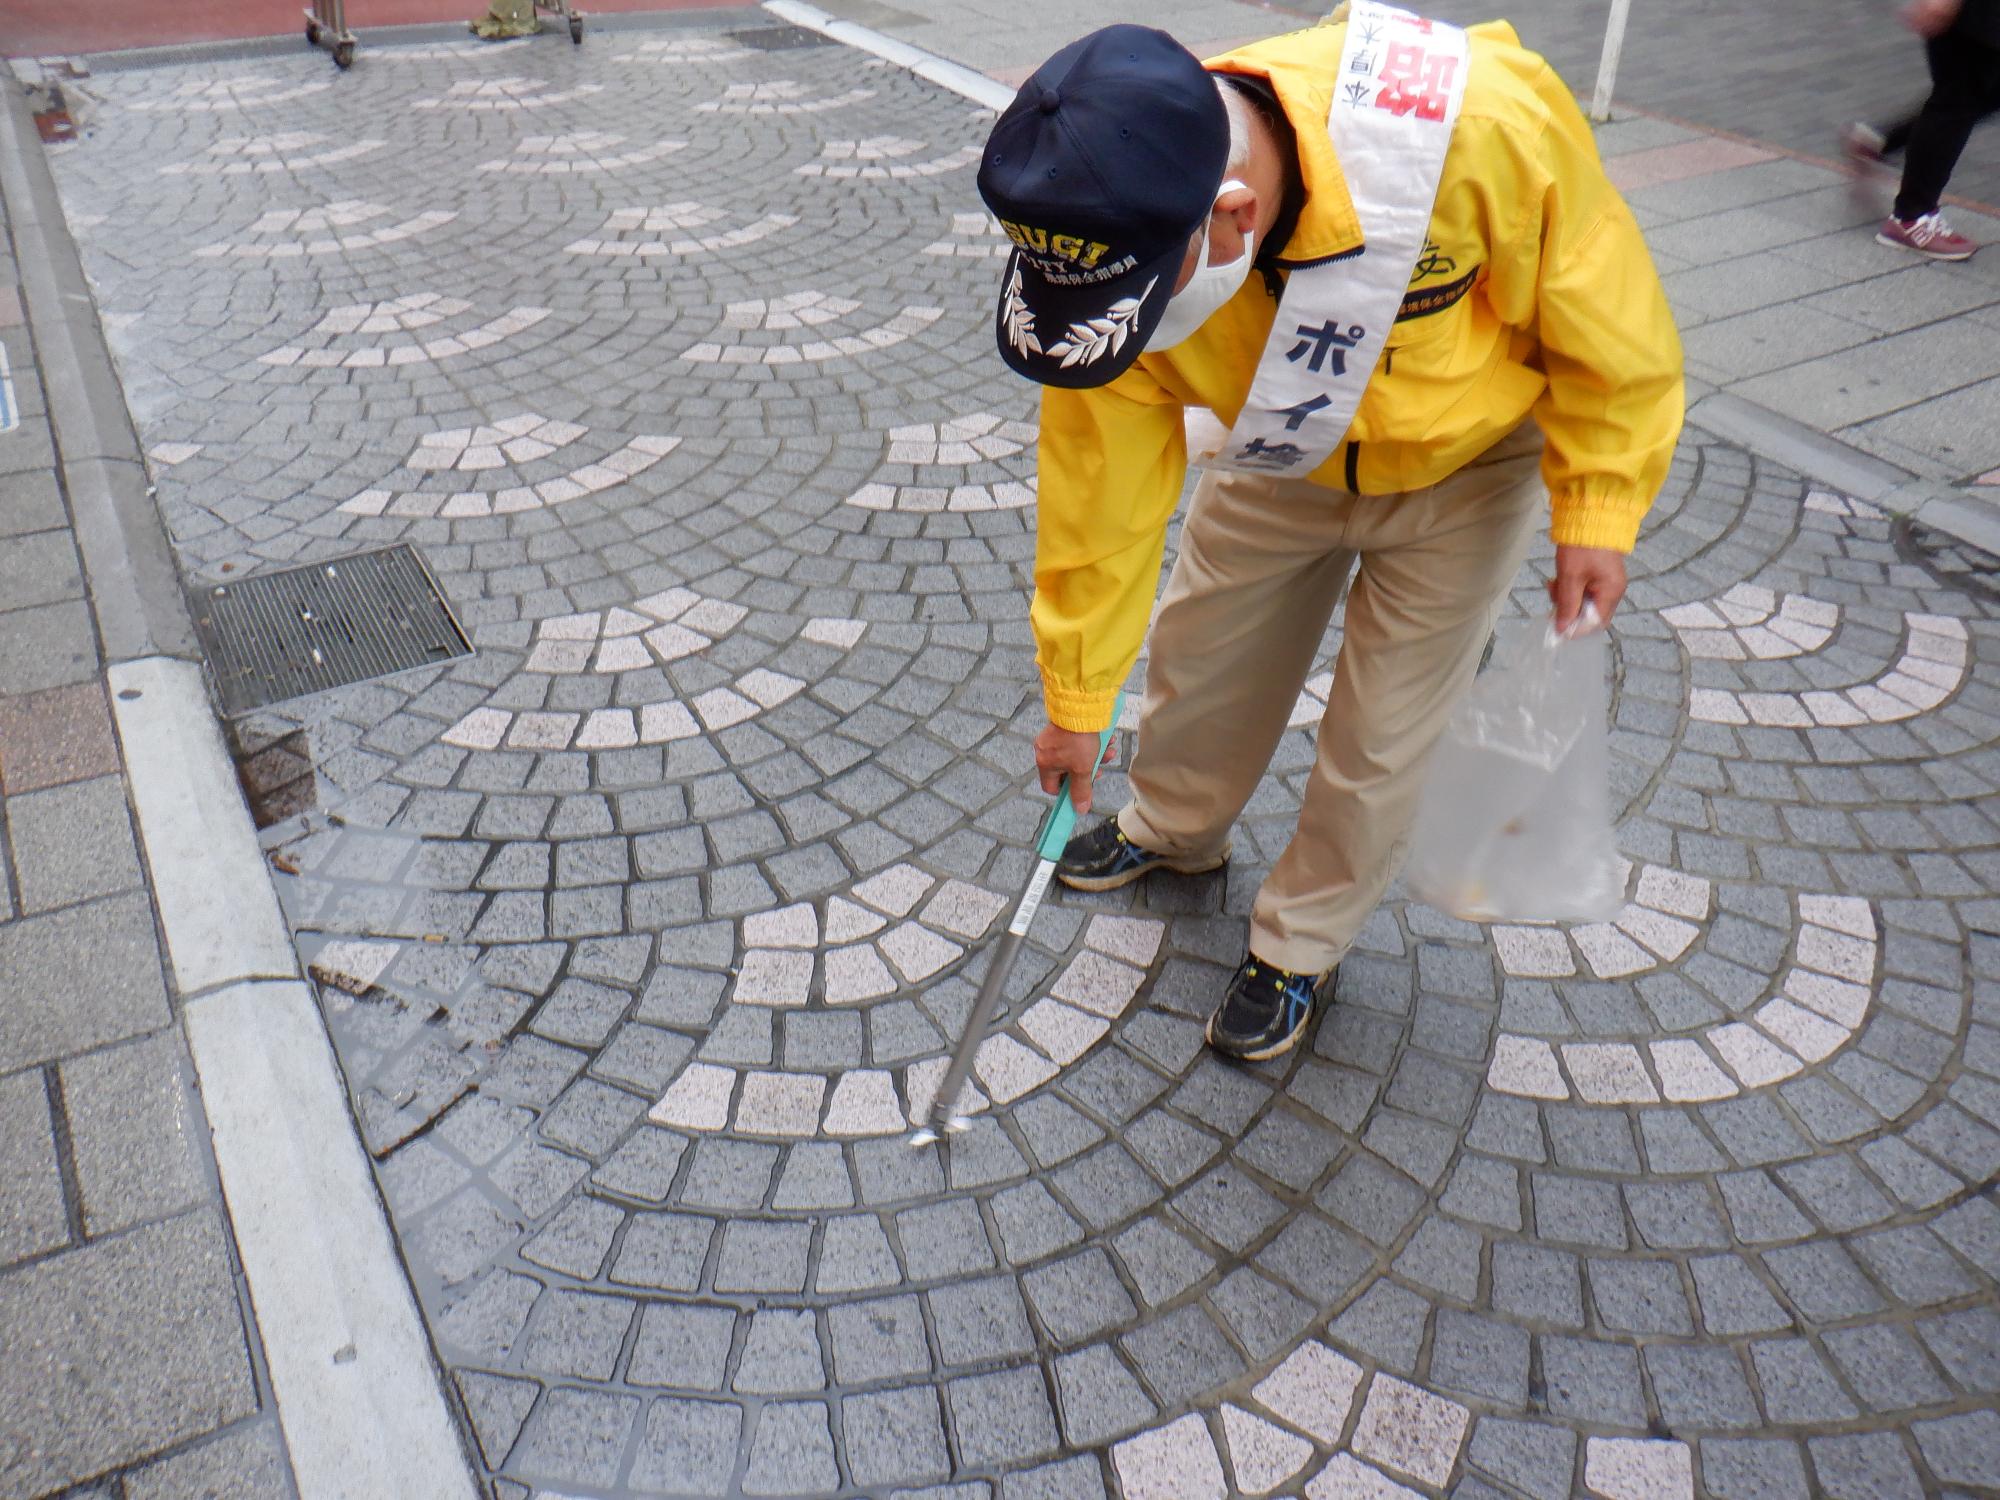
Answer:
[{"left": 911, "top": 696, "right": 1123, "bottom": 1146}]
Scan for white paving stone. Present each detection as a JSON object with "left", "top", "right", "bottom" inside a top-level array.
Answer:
[
  {"left": 902, "top": 1057, "right": 986, "bottom": 1122},
  {"left": 1614, "top": 907, "right": 1700, "bottom": 962},
  {"left": 737, "top": 669, "right": 804, "bottom": 709},
  {"left": 820, "top": 1070, "right": 903, "bottom": 1136},
  {"left": 1487, "top": 1036, "right": 1567, "bottom": 1100},
  {"left": 1251, "top": 1341, "right": 1364, "bottom": 1444},
  {"left": 1050, "top": 949, "right": 1148, "bottom": 1019},
  {"left": 692, "top": 686, "right": 757, "bottom": 730},
  {"left": 852, "top": 864, "right": 935, "bottom": 917},
  {"left": 1585, "top": 1438, "right": 1694, "bottom": 1500},
  {"left": 638, "top": 701, "right": 701, "bottom": 743},
  {"left": 1220, "top": 1405, "right": 1313, "bottom": 1496},
  {"left": 1305, "top": 1455, "right": 1424, "bottom": 1500},
  {"left": 1573, "top": 922, "right": 1655, "bottom": 977},
  {"left": 443, "top": 707, "right": 510, "bottom": 750},
  {"left": 573, "top": 709, "right": 636, "bottom": 750},
  {"left": 1710, "top": 1023, "right": 1803, "bottom": 1087},
  {"left": 1562, "top": 1043, "right": 1659, "bottom": 1103},
  {"left": 1636, "top": 866, "right": 1710, "bottom": 919},
  {"left": 308, "top": 938, "right": 399, "bottom": 995},
  {"left": 823, "top": 944, "right": 898, "bottom": 1004},
  {"left": 1112, "top": 1414, "right": 1226, "bottom": 1500},
  {"left": 1689, "top": 688, "right": 1747, "bottom": 724},
  {"left": 1795, "top": 925, "right": 1877, "bottom": 984},
  {"left": 1784, "top": 969, "right": 1870, "bottom": 1028},
  {"left": 1649, "top": 1039, "right": 1739, "bottom": 1102},
  {"left": 650, "top": 1063, "right": 733, "bottom": 1130},
  {"left": 800, "top": 617, "right": 867, "bottom": 648},
  {"left": 823, "top": 897, "right": 887, "bottom": 944},
  {"left": 507, "top": 711, "right": 578, "bottom": 750},
  {"left": 1753, "top": 998, "right": 1849, "bottom": 1062},
  {"left": 1016, "top": 999, "right": 1109, "bottom": 1065},
  {"left": 733, "top": 1071, "right": 827, "bottom": 1136},
  {"left": 1084, "top": 914, "right": 1166, "bottom": 967},
  {"left": 1348, "top": 1375, "right": 1470, "bottom": 1488},
  {"left": 744, "top": 902, "right": 818, "bottom": 949},
  {"left": 878, "top": 923, "right": 963, "bottom": 984},
  {"left": 920, "top": 880, "right": 1009, "bottom": 939},
  {"left": 1797, "top": 894, "right": 1875, "bottom": 939},
  {"left": 733, "top": 949, "right": 813, "bottom": 1006},
  {"left": 1493, "top": 925, "right": 1575, "bottom": 977},
  {"left": 973, "top": 1033, "right": 1059, "bottom": 1103}
]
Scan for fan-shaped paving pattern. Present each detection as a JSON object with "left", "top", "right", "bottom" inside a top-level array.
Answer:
[{"left": 51, "top": 23, "right": 2000, "bottom": 1500}]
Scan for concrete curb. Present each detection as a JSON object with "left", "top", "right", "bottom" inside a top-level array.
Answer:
[
  {"left": 761, "top": 6, "right": 1999, "bottom": 565},
  {"left": 0, "top": 69, "right": 482, "bottom": 1500},
  {"left": 763, "top": 0, "right": 1018, "bottom": 110},
  {"left": 0, "top": 64, "right": 196, "bottom": 664}
]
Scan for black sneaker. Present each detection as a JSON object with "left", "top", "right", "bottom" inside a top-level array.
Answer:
[
  {"left": 1055, "top": 819, "right": 1230, "bottom": 893},
  {"left": 1206, "top": 954, "right": 1330, "bottom": 1061}
]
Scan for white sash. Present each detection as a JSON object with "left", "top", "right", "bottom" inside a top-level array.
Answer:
[{"left": 1190, "top": 3, "right": 1469, "bottom": 476}]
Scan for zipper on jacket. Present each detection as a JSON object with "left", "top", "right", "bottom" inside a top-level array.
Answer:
[{"left": 1345, "top": 441, "right": 1360, "bottom": 492}]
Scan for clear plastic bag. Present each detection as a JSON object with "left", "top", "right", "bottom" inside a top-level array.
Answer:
[{"left": 1404, "top": 608, "right": 1624, "bottom": 923}]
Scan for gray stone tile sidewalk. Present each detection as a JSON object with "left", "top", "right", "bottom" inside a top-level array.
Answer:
[
  {"left": 0, "top": 118, "right": 299, "bottom": 1500},
  {"left": 17, "top": 8, "right": 2000, "bottom": 1500}
]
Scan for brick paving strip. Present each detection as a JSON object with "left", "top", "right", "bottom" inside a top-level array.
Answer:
[{"left": 9, "top": 4, "right": 2000, "bottom": 1499}]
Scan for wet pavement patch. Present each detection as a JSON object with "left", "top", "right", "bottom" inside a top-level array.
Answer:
[{"left": 190, "top": 544, "right": 469, "bottom": 716}]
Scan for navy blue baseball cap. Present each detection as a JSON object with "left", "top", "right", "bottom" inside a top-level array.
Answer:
[{"left": 976, "top": 25, "right": 1230, "bottom": 389}]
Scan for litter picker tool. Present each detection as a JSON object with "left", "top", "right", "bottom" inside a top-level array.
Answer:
[{"left": 911, "top": 696, "right": 1123, "bottom": 1146}]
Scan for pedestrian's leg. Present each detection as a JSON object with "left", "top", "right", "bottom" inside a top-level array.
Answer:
[
  {"left": 1118, "top": 467, "right": 1357, "bottom": 861},
  {"left": 1893, "top": 35, "right": 1988, "bottom": 218},
  {"left": 1246, "top": 431, "right": 1545, "bottom": 975}
]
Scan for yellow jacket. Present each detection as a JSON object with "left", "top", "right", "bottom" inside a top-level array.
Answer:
[{"left": 1031, "top": 20, "right": 1684, "bottom": 732}]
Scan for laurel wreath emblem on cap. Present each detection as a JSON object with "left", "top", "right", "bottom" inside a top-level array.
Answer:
[
  {"left": 1046, "top": 277, "right": 1157, "bottom": 369},
  {"left": 1002, "top": 267, "right": 1043, "bottom": 358}
]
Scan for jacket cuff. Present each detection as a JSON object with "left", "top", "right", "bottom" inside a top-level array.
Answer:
[
  {"left": 1550, "top": 487, "right": 1646, "bottom": 552},
  {"left": 1041, "top": 674, "right": 1119, "bottom": 733}
]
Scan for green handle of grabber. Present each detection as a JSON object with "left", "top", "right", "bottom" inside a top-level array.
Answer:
[{"left": 1034, "top": 692, "right": 1126, "bottom": 863}]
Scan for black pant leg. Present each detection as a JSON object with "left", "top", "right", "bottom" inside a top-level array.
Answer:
[{"left": 1895, "top": 32, "right": 2000, "bottom": 217}]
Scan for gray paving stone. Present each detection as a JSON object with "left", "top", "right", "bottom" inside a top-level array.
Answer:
[
  {"left": 827, "top": 1293, "right": 930, "bottom": 1385},
  {"left": 1531, "top": 1174, "right": 1628, "bottom": 1249},
  {"left": 1912, "top": 1411, "right": 2000, "bottom": 1489},
  {"left": 1208, "top": 1267, "right": 1314, "bottom": 1360},
  {"left": 741, "top": 1401, "right": 840, "bottom": 1497},
  {"left": 0, "top": 894, "right": 170, "bottom": 1073},
  {"left": 1319, "top": 1152, "right": 1427, "bottom": 1247},
  {"left": 1119, "top": 1303, "right": 1242, "bottom": 1408},
  {"left": 818, "top": 1214, "right": 903, "bottom": 1295},
  {"left": 947, "top": 1366, "right": 1060, "bottom": 1468},
  {"left": 1001, "top": 1457, "right": 1107, "bottom": 1500},
  {"left": 1647, "top": 1343, "right": 1762, "bottom": 1430},
  {"left": 610, "top": 1212, "right": 716, "bottom": 1293},
  {"left": 931, "top": 1274, "right": 1036, "bottom": 1367},
  {"left": 1467, "top": 1417, "right": 1575, "bottom": 1499},
  {"left": 629, "top": 1397, "right": 741, "bottom": 1495},
  {"left": 522, "top": 1289, "right": 633, "bottom": 1382},
  {"left": 1052, "top": 1343, "right": 1156, "bottom": 1447},
  {"left": 6, "top": 777, "right": 143, "bottom": 913},
  {"left": 736, "top": 1307, "right": 827, "bottom": 1395},
  {"left": 1750, "top": 1338, "right": 1861, "bottom": 1424},
  {"left": 715, "top": 1218, "right": 813, "bottom": 1294},
  {"left": 1540, "top": 1337, "right": 1648, "bottom": 1429},
  {"left": 1590, "top": 1257, "right": 1696, "bottom": 1335},
  {"left": 1701, "top": 1438, "right": 1812, "bottom": 1500},
  {"left": 123, "top": 1420, "right": 292, "bottom": 1500},
  {"left": 1431, "top": 1309, "right": 1530, "bottom": 1406},
  {"left": 0, "top": 1210, "right": 256, "bottom": 1497},
  {"left": 1023, "top": 1248, "right": 1138, "bottom": 1348},
  {"left": 1762, "top": 1241, "right": 1886, "bottom": 1322},
  {"left": 1492, "top": 1243, "right": 1584, "bottom": 1329},
  {"left": 1109, "top": 1219, "right": 1214, "bottom": 1309},
  {"left": 845, "top": 1386, "right": 952, "bottom": 1489},
  {"left": 1807, "top": 1432, "right": 1925, "bottom": 1500},
  {"left": 0, "top": 1066, "right": 67, "bottom": 1266},
  {"left": 1328, "top": 1279, "right": 1432, "bottom": 1374},
  {"left": 629, "top": 1303, "right": 736, "bottom": 1392}
]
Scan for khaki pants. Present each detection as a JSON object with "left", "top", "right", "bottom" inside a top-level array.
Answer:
[{"left": 1118, "top": 424, "right": 1547, "bottom": 975}]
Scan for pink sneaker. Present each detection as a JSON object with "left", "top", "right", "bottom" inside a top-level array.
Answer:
[
  {"left": 1877, "top": 212, "right": 1977, "bottom": 261},
  {"left": 1842, "top": 122, "right": 1888, "bottom": 171}
]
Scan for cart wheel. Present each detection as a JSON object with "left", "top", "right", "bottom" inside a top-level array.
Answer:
[
  {"left": 334, "top": 38, "right": 355, "bottom": 67},
  {"left": 569, "top": 14, "right": 583, "bottom": 43},
  {"left": 306, "top": 18, "right": 321, "bottom": 44}
]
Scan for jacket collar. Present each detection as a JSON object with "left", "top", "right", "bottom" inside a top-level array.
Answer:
[{"left": 1207, "top": 26, "right": 1365, "bottom": 270}]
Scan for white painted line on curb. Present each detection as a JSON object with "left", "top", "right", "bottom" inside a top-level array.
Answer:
[
  {"left": 763, "top": 0, "right": 1020, "bottom": 112},
  {"left": 187, "top": 980, "right": 481, "bottom": 1500},
  {"left": 108, "top": 656, "right": 297, "bottom": 995},
  {"left": 112, "top": 655, "right": 480, "bottom": 1499}
]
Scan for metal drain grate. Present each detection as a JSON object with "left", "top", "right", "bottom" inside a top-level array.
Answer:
[
  {"left": 191, "top": 545, "right": 471, "bottom": 716},
  {"left": 727, "top": 24, "right": 832, "bottom": 50}
]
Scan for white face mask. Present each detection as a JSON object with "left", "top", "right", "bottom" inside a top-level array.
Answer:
[{"left": 1146, "top": 178, "right": 1254, "bottom": 351}]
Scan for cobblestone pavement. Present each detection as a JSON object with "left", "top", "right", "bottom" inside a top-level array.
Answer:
[
  {"left": 44, "top": 15, "right": 2000, "bottom": 1500},
  {"left": 0, "top": 101, "right": 295, "bottom": 1499}
]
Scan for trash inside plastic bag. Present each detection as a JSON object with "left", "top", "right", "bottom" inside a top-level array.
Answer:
[{"left": 1405, "top": 607, "right": 1624, "bottom": 923}]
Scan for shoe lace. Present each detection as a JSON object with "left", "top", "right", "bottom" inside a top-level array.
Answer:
[{"left": 1910, "top": 212, "right": 1955, "bottom": 243}]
